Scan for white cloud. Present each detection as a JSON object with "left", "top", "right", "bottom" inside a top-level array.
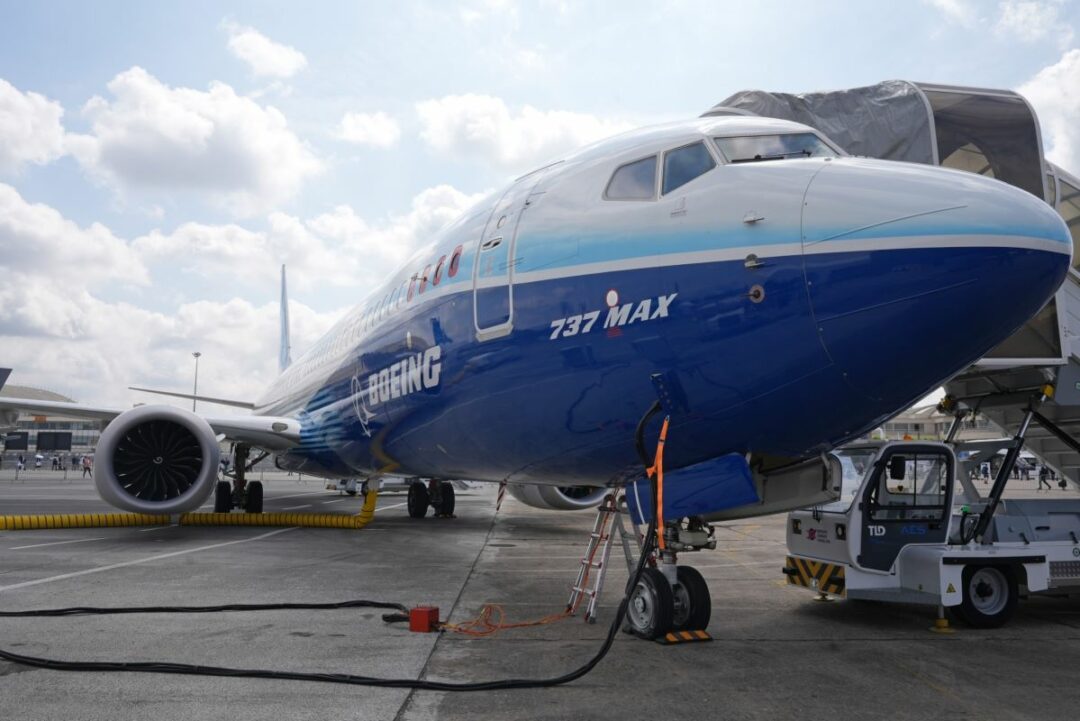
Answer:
[
  {"left": 338, "top": 111, "right": 401, "bottom": 148},
  {"left": 994, "top": 1, "right": 1074, "bottom": 46},
  {"left": 132, "top": 184, "right": 484, "bottom": 292},
  {"left": 0, "top": 283, "right": 342, "bottom": 408},
  {"left": 923, "top": 0, "right": 982, "bottom": 27},
  {"left": 1020, "top": 48, "right": 1080, "bottom": 173},
  {"left": 0, "top": 186, "right": 343, "bottom": 406},
  {"left": 224, "top": 23, "right": 307, "bottom": 79},
  {"left": 0, "top": 78, "right": 66, "bottom": 173},
  {"left": 0, "top": 183, "right": 147, "bottom": 289},
  {"left": 416, "top": 93, "right": 631, "bottom": 171},
  {"left": 0, "top": 184, "right": 482, "bottom": 407},
  {"left": 67, "top": 67, "right": 322, "bottom": 216},
  {"left": 459, "top": 0, "right": 519, "bottom": 25}
]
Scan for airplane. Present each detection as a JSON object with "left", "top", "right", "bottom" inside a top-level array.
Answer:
[{"left": 0, "top": 114, "right": 1070, "bottom": 637}]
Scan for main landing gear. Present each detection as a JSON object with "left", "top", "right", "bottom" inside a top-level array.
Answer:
[
  {"left": 213, "top": 443, "right": 265, "bottom": 514},
  {"left": 407, "top": 479, "right": 456, "bottom": 519}
]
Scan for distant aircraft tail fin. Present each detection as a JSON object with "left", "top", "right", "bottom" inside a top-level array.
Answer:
[
  {"left": 0, "top": 368, "right": 11, "bottom": 393},
  {"left": 279, "top": 264, "right": 292, "bottom": 373}
]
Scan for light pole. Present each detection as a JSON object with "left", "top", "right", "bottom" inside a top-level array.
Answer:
[{"left": 192, "top": 352, "right": 202, "bottom": 412}]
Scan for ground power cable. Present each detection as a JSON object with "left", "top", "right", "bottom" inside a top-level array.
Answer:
[{"left": 0, "top": 403, "right": 666, "bottom": 692}]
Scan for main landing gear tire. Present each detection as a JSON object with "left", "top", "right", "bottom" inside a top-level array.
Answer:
[
  {"left": 436, "top": 482, "right": 456, "bottom": 517},
  {"left": 955, "top": 565, "right": 1018, "bottom": 629},
  {"left": 244, "top": 481, "right": 264, "bottom": 514},
  {"left": 672, "top": 565, "right": 712, "bottom": 631},
  {"left": 408, "top": 481, "right": 430, "bottom": 519},
  {"left": 625, "top": 568, "right": 675, "bottom": 640},
  {"left": 214, "top": 481, "right": 232, "bottom": 513}
]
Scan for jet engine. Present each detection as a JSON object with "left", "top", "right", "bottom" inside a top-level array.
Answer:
[
  {"left": 505, "top": 484, "right": 607, "bottom": 511},
  {"left": 94, "top": 405, "right": 221, "bottom": 514}
]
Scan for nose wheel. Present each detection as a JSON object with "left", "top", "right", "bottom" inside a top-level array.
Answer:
[
  {"left": 626, "top": 568, "right": 674, "bottom": 639},
  {"left": 672, "top": 565, "right": 712, "bottom": 631},
  {"left": 624, "top": 565, "right": 712, "bottom": 640}
]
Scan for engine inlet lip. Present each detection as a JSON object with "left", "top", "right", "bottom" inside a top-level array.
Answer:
[{"left": 94, "top": 405, "right": 221, "bottom": 514}]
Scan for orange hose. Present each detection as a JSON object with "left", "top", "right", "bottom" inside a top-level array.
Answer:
[{"left": 655, "top": 416, "right": 670, "bottom": 550}]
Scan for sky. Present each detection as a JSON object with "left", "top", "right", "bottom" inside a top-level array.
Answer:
[{"left": 1, "top": 0, "right": 1080, "bottom": 409}]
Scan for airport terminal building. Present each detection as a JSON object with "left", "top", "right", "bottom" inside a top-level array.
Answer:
[{"left": 0, "top": 384, "right": 101, "bottom": 464}]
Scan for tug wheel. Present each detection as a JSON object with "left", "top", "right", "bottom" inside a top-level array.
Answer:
[
  {"left": 244, "top": 481, "right": 264, "bottom": 514},
  {"left": 956, "top": 565, "right": 1018, "bottom": 629},
  {"left": 625, "top": 568, "right": 674, "bottom": 640},
  {"left": 408, "top": 481, "right": 430, "bottom": 519},
  {"left": 213, "top": 481, "right": 232, "bottom": 513},
  {"left": 672, "top": 565, "right": 712, "bottom": 631}
]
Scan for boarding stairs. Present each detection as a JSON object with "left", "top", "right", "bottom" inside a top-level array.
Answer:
[{"left": 945, "top": 270, "right": 1080, "bottom": 487}]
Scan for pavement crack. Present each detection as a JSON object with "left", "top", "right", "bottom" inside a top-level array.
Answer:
[{"left": 392, "top": 503, "right": 500, "bottom": 721}]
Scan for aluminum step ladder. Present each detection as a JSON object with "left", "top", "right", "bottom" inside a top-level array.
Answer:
[{"left": 567, "top": 492, "right": 642, "bottom": 623}]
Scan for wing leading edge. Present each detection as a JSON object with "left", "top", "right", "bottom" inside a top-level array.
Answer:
[{"left": 0, "top": 397, "right": 300, "bottom": 451}]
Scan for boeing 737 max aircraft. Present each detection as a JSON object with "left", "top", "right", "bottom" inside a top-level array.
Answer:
[{"left": 0, "top": 115, "right": 1070, "bottom": 527}]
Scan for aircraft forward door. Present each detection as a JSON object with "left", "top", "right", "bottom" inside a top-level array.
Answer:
[{"left": 472, "top": 172, "right": 546, "bottom": 341}]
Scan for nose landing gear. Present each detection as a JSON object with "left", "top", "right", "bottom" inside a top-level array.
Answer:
[{"left": 623, "top": 519, "right": 715, "bottom": 641}]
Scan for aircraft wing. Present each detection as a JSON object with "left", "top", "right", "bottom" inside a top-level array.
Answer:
[{"left": 0, "top": 397, "right": 301, "bottom": 451}]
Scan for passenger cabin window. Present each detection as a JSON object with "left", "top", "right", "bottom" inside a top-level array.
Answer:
[
  {"left": 714, "top": 133, "right": 837, "bottom": 164},
  {"left": 662, "top": 141, "right": 715, "bottom": 195},
  {"left": 605, "top": 155, "right": 657, "bottom": 200}
]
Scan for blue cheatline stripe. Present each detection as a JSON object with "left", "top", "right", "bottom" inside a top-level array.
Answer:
[{"left": 516, "top": 224, "right": 1067, "bottom": 276}]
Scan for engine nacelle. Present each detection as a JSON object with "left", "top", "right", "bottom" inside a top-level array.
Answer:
[
  {"left": 505, "top": 484, "right": 607, "bottom": 511},
  {"left": 95, "top": 405, "right": 221, "bottom": 514}
]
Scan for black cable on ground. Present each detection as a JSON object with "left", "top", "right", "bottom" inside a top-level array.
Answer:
[
  {"left": 0, "top": 599, "right": 408, "bottom": 620},
  {"left": 0, "top": 404, "right": 665, "bottom": 692}
]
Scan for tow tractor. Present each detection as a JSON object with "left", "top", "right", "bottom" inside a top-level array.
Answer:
[{"left": 784, "top": 388, "right": 1080, "bottom": 628}]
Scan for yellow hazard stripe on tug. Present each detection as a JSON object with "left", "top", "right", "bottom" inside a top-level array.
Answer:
[
  {"left": 0, "top": 490, "right": 380, "bottom": 531},
  {"left": 785, "top": 556, "right": 846, "bottom": 596}
]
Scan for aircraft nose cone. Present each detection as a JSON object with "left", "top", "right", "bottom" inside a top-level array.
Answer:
[{"left": 801, "top": 158, "right": 1071, "bottom": 413}]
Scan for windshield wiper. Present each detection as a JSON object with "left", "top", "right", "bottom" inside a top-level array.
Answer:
[{"left": 730, "top": 149, "right": 814, "bottom": 164}]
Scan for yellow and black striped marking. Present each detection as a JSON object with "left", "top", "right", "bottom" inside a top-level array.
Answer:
[
  {"left": 656, "top": 630, "right": 712, "bottom": 645},
  {"left": 785, "top": 556, "right": 846, "bottom": 597}
]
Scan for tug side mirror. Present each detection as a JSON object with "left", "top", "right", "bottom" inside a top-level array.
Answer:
[{"left": 889, "top": 456, "right": 907, "bottom": 481}]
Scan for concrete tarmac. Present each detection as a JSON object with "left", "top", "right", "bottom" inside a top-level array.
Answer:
[{"left": 2, "top": 472, "right": 1080, "bottom": 720}]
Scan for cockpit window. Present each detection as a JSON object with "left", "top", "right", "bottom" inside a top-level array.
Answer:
[
  {"left": 605, "top": 155, "right": 657, "bottom": 200},
  {"left": 662, "top": 141, "right": 716, "bottom": 195},
  {"left": 714, "top": 133, "right": 837, "bottom": 163}
]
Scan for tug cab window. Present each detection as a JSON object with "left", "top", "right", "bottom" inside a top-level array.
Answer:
[
  {"left": 605, "top": 155, "right": 657, "bottom": 200},
  {"left": 662, "top": 141, "right": 715, "bottom": 194},
  {"left": 714, "top": 133, "right": 837, "bottom": 163},
  {"left": 867, "top": 450, "right": 950, "bottom": 522}
]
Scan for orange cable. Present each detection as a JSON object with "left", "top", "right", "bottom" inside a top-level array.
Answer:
[{"left": 655, "top": 416, "right": 670, "bottom": 551}]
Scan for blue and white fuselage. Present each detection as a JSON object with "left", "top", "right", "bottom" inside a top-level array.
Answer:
[{"left": 257, "top": 116, "right": 1071, "bottom": 490}]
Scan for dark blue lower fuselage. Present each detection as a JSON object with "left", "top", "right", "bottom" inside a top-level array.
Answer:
[{"left": 275, "top": 244, "right": 1067, "bottom": 486}]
